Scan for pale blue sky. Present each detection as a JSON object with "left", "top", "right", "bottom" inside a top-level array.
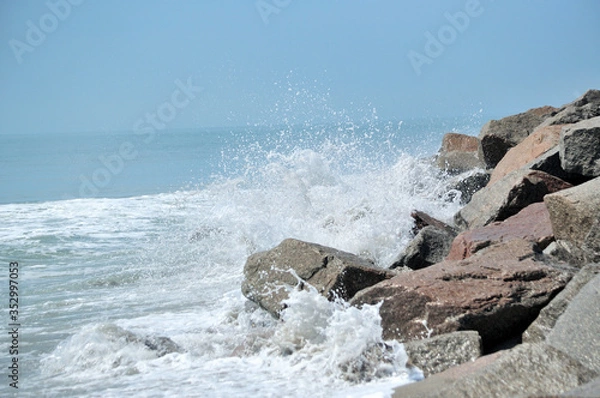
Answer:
[{"left": 1, "top": 0, "right": 599, "bottom": 134}]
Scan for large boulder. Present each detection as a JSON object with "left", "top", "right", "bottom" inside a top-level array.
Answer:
[
  {"left": 444, "top": 170, "right": 490, "bottom": 204},
  {"left": 559, "top": 116, "right": 600, "bottom": 177},
  {"left": 351, "top": 239, "right": 572, "bottom": 348},
  {"left": 447, "top": 202, "right": 554, "bottom": 261},
  {"left": 544, "top": 177, "right": 600, "bottom": 263},
  {"left": 436, "top": 133, "right": 484, "bottom": 173},
  {"left": 527, "top": 147, "right": 592, "bottom": 185},
  {"left": 540, "top": 89, "right": 600, "bottom": 126},
  {"left": 390, "top": 226, "right": 455, "bottom": 270},
  {"left": 545, "top": 272, "right": 600, "bottom": 374},
  {"left": 241, "top": 239, "right": 394, "bottom": 318},
  {"left": 478, "top": 106, "right": 557, "bottom": 168},
  {"left": 454, "top": 169, "right": 572, "bottom": 230},
  {"left": 523, "top": 263, "right": 600, "bottom": 344},
  {"left": 488, "top": 125, "right": 563, "bottom": 186},
  {"left": 392, "top": 343, "right": 598, "bottom": 398},
  {"left": 404, "top": 331, "right": 482, "bottom": 378}
]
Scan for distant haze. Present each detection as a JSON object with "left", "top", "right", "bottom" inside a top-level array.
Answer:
[{"left": 1, "top": 0, "right": 599, "bottom": 134}]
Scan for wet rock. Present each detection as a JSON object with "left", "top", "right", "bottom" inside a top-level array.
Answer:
[
  {"left": 410, "top": 210, "right": 457, "bottom": 236},
  {"left": 404, "top": 331, "right": 482, "bottom": 377},
  {"left": 488, "top": 125, "right": 563, "bottom": 186},
  {"left": 540, "top": 89, "right": 600, "bottom": 126},
  {"left": 524, "top": 263, "right": 600, "bottom": 344},
  {"left": 478, "top": 106, "right": 557, "bottom": 168},
  {"left": 545, "top": 272, "right": 600, "bottom": 374},
  {"left": 447, "top": 202, "right": 554, "bottom": 261},
  {"left": 241, "top": 239, "right": 394, "bottom": 318},
  {"left": 392, "top": 343, "right": 598, "bottom": 398},
  {"left": 544, "top": 177, "right": 600, "bottom": 264},
  {"left": 352, "top": 239, "right": 572, "bottom": 349},
  {"left": 436, "top": 133, "right": 484, "bottom": 174},
  {"left": 443, "top": 169, "right": 490, "bottom": 205},
  {"left": 454, "top": 169, "right": 572, "bottom": 230},
  {"left": 390, "top": 226, "right": 455, "bottom": 270},
  {"left": 559, "top": 116, "right": 600, "bottom": 177}
]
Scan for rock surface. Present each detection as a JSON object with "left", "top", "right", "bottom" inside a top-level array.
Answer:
[
  {"left": 545, "top": 272, "right": 600, "bottom": 374},
  {"left": 559, "top": 116, "right": 600, "bottom": 177},
  {"left": 524, "top": 263, "right": 600, "bottom": 344},
  {"left": 488, "top": 125, "right": 563, "bottom": 186},
  {"left": 478, "top": 106, "right": 557, "bottom": 168},
  {"left": 455, "top": 169, "right": 572, "bottom": 230},
  {"left": 404, "top": 331, "right": 481, "bottom": 377},
  {"left": 436, "top": 133, "right": 484, "bottom": 173},
  {"left": 241, "top": 239, "right": 393, "bottom": 317},
  {"left": 544, "top": 177, "right": 600, "bottom": 263},
  {"left": 447, "top": 202, "right": 554, "bottom": 261},
  {"left": 541, "top": 89, "right": 600, "bottom": 126},
  {"left": 351, "top": 239, "right": 572, "bottom": 348},
  {"left": 393, "top": 343, "right": 598, "bottom": 398},
  {"left": 390, "top": 226, "right": 455, "bottom": 270},
  {"left": 444, "top": 170, "right": 490, "bottom": 204}
]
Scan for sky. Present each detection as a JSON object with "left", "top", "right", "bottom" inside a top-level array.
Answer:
[{"left": 1, "top": 0, "right": 599, "bottom": 135}]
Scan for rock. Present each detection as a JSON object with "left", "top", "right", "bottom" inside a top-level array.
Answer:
[
  {"left": 392, "top": 343, "right": 598, "bottom": 398},
  {"left": 523, "top": 263, "right": 600, "bottom": 344},
  {"left": 444, "top": 170, "right": 490, "bottom": 205},
  {"left": 488, "top": 125, "right": 563, "bottom": 186},
  {"left": 559, "top": 116, "right": 600, "bottom": 177},
  {"left": 142, "top": 336, "right": 184, "bottom": 357},
  {"left": 447, "top": 202, "right": 554, "bottom": 261},
  {"left": 560, "top": 375, "right": 600, "bottom": 397},
  {"left": 545, "top": 272, "right": 600, "bottom": 374},
  {"left": 478, "top": 106, "right": 558, "bottom": 168},
  {"left": 410, "top": 210, "right": 457, "bottom": 236},
  {"left": 544, "top": 177, "right": 600, "bottom": 263},
  {"left": 404, "top": 331, "right": 482, "bottom": 377},
  {"left": 241, "top": 239, "right": 394, "bottom": 318},
  {"left": 541, "top": 89, "right": 600, "bottom": 126},
  {"left": 436, "top": 133, "right": 484, "bottom": 174},
  {"left": 455, "top": 169, "right": 572, "bottom": 230},
  {"left": 527, "top": 147, "right": 592, "bottom": 185},
  {"left": 390, "top": 226, "right": 455, "bottom": 270},
  {"left": 351, "top": 239, "right": 572, "bottom": 348}
]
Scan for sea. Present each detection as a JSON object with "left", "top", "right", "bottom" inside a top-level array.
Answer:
[{"left": 1, "top": 112, "right": 486, "bottom": 397}]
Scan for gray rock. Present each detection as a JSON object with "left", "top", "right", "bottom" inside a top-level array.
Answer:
[
  {"left": 523, "top": 263, "right": 600, "bottom": 344},
  {"left": 528, "top": 147, "right": 592, "bottom": 185},
  {"left": 392, "top": 343, "right": 598, "bottom": 398},
  {"left": 560, "top": 375, "right": 600, "bottom": 397},
  {"left": 478, "top": 106, "right": 557, "bottom": 168},
  {"left": 241, "top": 239, "right": 393, "bottom": 318},
  {"left": 541, "top": 89, "right": 600, "bottom": 126},
  {"left": 544, "top": 177, "right": 600, "bottom": 264},
  {"left": 444, "top": 170, "right": 490, "bottom": 205},
  {"left": 404, "top": 331, "right": 482, "bottom": 377},
  {"left": 390, "top": 226, "right": 455, "bottom": 270},
  {"left": 560, "top": 116, "right": 600, "bottom": 177},
  {"left": 546, "top": 273, "right": 600, "bottom": 374},
  {"left": 436, "top": 151, "right": 485, "bottom": 174},
  {"left": 455, "top": 169, "right": 572, "bottom": 230}
]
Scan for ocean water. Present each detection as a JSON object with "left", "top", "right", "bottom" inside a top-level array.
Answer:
[{"left": 1, "top": 116, "right": 481, "bottom": 397}]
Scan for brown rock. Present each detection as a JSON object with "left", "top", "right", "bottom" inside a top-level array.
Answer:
[
  {"left": 454, "top": 169, "right": 572, "bottom": 230},
  {"left": 478, "top": 106, "right": 558, "bottom": 168},
  {"left": 488, "top": 125, "right": 563, "bottom": 186},
  {"left": 410, "top": 210, "right": 457, "bottom": 236},
  {"left": 436, "top": 133, "right": 484, "bottom": 173},
  {"left": 447, "top": 202, "right": 554, "bottom": 261},
  {"left": 544, "top": 177, "right": 600, "bottom": 264},
  {"left": 351, "top": 239, "right": 572, "bottom": 348},
  {"left": 242, "top": 239, "right": 394, "bottom": 318}
]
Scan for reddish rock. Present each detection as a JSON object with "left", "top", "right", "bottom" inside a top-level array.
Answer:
[
  {"left": 436, "top": 133, "right": 484, "bottom": 173},
  {"left": 488, "top": 125, "right": 564, "bottom": 186},
  {"left": 478, "top": 106, "right": 558, "bottom": 168},
  {"left": 351, "top": 239, "right": 572, "bottom": 348},
  {"left": 447, "top": 202, "right": 554, "bottom": 261},
  {"left": 454, "top": 169, "right": 573, "bottom": 230},
  {"left": 441, "top": 133, "right": 480, "bottom": 152}
]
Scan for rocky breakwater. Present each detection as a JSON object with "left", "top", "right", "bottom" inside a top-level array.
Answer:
[{"left": 240, "top": 90, "right": 600, "bottom": 396}]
